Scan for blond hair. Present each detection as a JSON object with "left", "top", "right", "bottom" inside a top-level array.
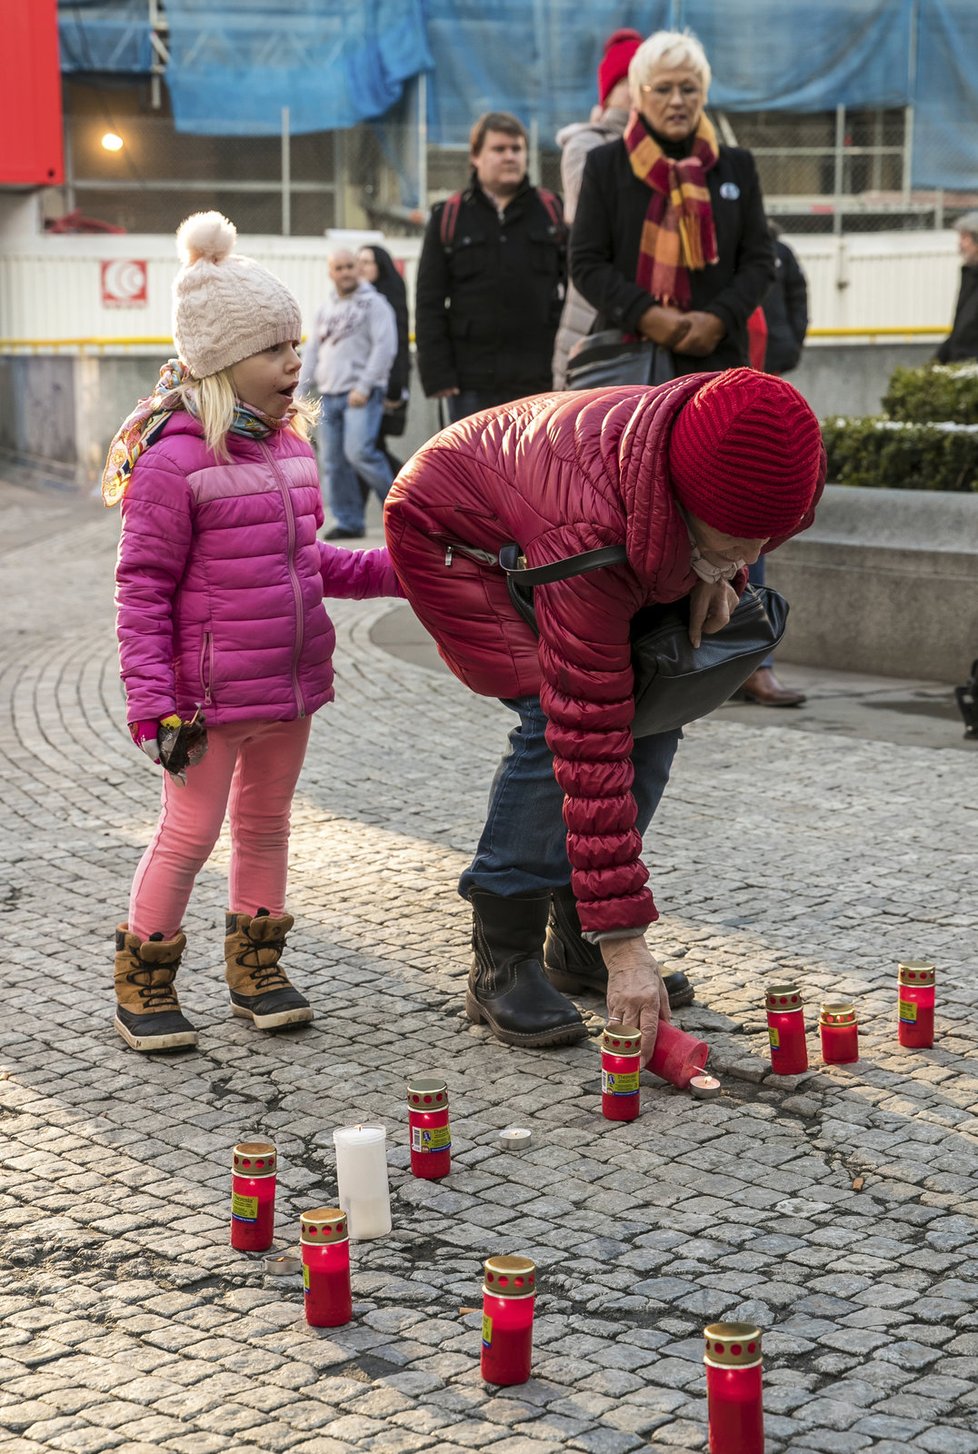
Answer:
[
  {"left": 173, "top": 368, "right": 319, "bottom": 459},
  {"left": 629, "top": 29, "right": 712, "bottom": 103}
]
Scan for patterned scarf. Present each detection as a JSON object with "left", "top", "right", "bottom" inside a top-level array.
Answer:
[
  {"left": 624, "top": 110, "right": 719, "bottom": 310},
  {"left": 101, "top": 359, "right": 294, "bottom": 507}
]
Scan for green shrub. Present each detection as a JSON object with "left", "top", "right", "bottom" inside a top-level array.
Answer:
[
  {"left": 821, "top": 416, "right": 978, "bottom": 491},
  {"left": 882, "top": 362, "right": 978, "bottom": 424}
]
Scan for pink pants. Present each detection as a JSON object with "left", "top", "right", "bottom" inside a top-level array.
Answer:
[{"left": 129, "top": 716, "right": 312, "bottom": 940}]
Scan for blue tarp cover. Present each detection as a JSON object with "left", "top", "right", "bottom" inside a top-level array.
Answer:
[{"left": 58, "top": 0, "right": 152, "bottom": 74}]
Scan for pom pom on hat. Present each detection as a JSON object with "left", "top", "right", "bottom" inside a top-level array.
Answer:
[
  {"left": 598, "top": 28, "right": 643, "bottom": 105},
  {"left": 668, "top": 369, "right": 823, "bottom": 538},
  {"left": 171, "top": 210, "right": 302, "bottom": 378}
]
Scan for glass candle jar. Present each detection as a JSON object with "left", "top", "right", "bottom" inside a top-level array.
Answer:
[
  {"left": 601, "top": 1025, "right": 641, "bottom": 1121},
  {"left": 819, "top": 1001, "right": 859, "bottom": 1064},
  {"left": 406, "top": 1077, "right": 451, "bottom": 1178},
  {"left": 300, "top": 1207, "right": 352, "bottom": 1328},
  {"left": 646, "top": 1020, "right": 710, "bottom": 1089},
  {"left": 898, "top": 961, "right": 935, "bottom": 1048},
  {"left": 230, "top": 1140, "right": 276, "bottom": 1252},
  {"left": 481, "top": 1254, "right": 536, "bottom": 1386},
  {"left": 703, "top": 1321, "right": 764, "bottom": 1454},
  {"left": 765, "top": 985, "right": 808, "bottom": 1074}
]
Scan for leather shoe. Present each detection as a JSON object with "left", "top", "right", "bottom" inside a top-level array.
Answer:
[
  {"left": 468, "top": 889, "right": 587, "bottom": 1047},
  {"left": 324, "top": 526, "right": 366, "bottom": 541},
  {"left": 736, "top": 666, "right": 806, "bottom": 708}
]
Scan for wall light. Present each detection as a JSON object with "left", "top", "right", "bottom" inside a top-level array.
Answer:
[{"left": 100, "top": 132, "right": 124, "bottom": 152}]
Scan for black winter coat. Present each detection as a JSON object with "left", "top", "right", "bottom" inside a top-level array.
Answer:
[
  {"left": 415, "top": 175, "right": 566, "bottom": 397},
  {"left": 936, "top": 266, "right": 978, "bottom": 363},
  {"left": 569, "top": 137, "right": 775, "bottom": 374},
  {"left": 763, "top": 238, "right": 809, "bottom": 375}
]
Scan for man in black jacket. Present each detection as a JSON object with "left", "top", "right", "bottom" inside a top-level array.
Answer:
[
  {"left": 936, "top": 212, "right": 978, "bottom": 364},
  {"left": 415, "top": 111, "right": 566, "bottom": 422}
]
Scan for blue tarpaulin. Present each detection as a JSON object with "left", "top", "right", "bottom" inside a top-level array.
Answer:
[
  {"left": 913, "top": 0, "right": 978, "bottom": 189},
  {"left": 59, "top": 0, "right": 152, "bottom": 74}
]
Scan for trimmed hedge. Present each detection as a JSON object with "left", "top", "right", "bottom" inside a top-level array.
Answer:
[
  {"left": 882, "top": 362, "right": 978, "bottom": 424},
  {"left": 821, "top": 416, "right": 978, "bottom": 491}
]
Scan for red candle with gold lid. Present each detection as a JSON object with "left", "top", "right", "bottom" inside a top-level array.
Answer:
[
  {"left": 230, "top": 1140, "right": 276, "bottom": 1252},
  {"left": 481, "top": 1255, "right": 536, "bottom": 1386},
  {"left": 704, "top": 1321, "right": 764, "bottom": 1454},
  {"left": 301, "top": 1207, "right": 352, "bottom": 1327},
  {"left": 765, "top": 984, "right": 808, "bottom": 1074},
  {"left": 819, "top": 1001, "right": 859, "bottom": 1064},
  {"left": 898, "top": 961, "right": 935, "bottom": 1048},
  {"left": 601, "top": 1024, "right": 641, "bottom": 1121},
  {"left": 406, "top": 1076, "right": 451, "bottom": 1178}
]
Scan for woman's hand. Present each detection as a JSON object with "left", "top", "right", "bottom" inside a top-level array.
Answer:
[
  {"left": 688, "top": 579, "right": 739, "bottom": 648},
  {"left": 675, "top": 311, "right": 725, "bottom": 356},
  {"left": 601, "top": 935, "right": 671, "bottom": 1066},
  {"left": 638, "top": 304, "right": 692, "bottom": 349}
]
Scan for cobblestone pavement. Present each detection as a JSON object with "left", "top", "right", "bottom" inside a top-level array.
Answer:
[{"left": 1, "top": 477, "right": 976, "bottom": 1454}]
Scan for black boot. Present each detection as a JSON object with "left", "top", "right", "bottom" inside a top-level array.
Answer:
[
  {"left": 467, "top": 890, "right": 588, "bottom": 1047},
  {"left": 544, "top": 886, "right": 695, "bottom": 1010}
]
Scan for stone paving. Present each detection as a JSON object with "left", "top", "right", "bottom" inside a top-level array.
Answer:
[{"left": 1, "top": 477, "right": 976, "bottom": 1454}]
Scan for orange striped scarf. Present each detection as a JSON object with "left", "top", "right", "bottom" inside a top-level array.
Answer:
[{"left": 625, "top": 111, "right": 719, "bottom": 309}]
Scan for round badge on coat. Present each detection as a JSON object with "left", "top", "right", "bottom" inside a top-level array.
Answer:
[{"left": 719, "top": 182, "right": 740, "bottom": 200}]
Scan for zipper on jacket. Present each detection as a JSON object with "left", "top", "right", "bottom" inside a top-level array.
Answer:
[
  {"left": 259, "top": 440, "right": 307, "bottom": 718},
  {"left": 438, "top": 537, "right": 500, "bottom": 569},
  {"left": 198, "top": 631, "right": 214, "bottom": 707}
]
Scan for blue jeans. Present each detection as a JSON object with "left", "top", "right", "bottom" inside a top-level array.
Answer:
[
  {"left": 320, "top": 387, "right": 393, "bottom": 530},
  {"left": 748, "top": 556, "right": 774, "bottom": 669},
  {"left": 459, "top": 696, "right": 681, "bottom": 901}
]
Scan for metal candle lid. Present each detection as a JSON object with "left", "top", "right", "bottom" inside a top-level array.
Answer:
[
  {"left": 600, "top": 1025, "right": 642, "bottom": 1055},
  {"left": 483, "top": 1254, "right": 536, "bottom": 1298},
  {"left": 300, "top": 1207, "right": 349, "bottom": 1244},
  {"left": 765, "top": 984, "right": 803, "bottom": 1013},
  {"left": 232, "top": 1141, "right": 277, "bottom": 1176},
  {"left": 819, "top": 1001, "right": 856, "bottom": 1026},
  {"left": 898, "top": 962, "right": 935, "bottom": 987},
  {"left": 406, "top": 1077, "right": 449, "bottom": 1108},
  {"left": 703, "top": 1322, "right": 763, "bottom": 1367}
]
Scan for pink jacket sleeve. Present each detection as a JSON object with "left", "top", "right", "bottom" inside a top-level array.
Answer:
[
  {"left": 115, "top": 454, "right": 193, "bottom": 723},
  {"left": 318, "top": 542, "right": 404, "bottom": 600}
]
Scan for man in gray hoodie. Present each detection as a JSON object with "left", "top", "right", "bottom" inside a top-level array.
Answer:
[
  {"left": 299, "top": 248, "right": 397, "bottom": 538},
  {"left": 552, "top": 28, "right": 642, "bottom": 388}
]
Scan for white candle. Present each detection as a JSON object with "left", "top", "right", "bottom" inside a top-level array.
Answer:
[{"left": 332, "top": 1125, "right": 392, "bottom": 1239}]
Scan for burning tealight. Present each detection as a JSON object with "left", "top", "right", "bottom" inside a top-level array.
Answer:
[{"left": 690, "top": 1073, "right": 721, "bottom": 1100}]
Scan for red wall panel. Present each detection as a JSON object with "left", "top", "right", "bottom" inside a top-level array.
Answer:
[{"left": 0, "top": 0, "right": 64, "bottom": 186}]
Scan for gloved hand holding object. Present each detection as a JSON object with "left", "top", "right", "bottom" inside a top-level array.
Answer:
[{"left": 129, "top": 708, "right": 208, "bottom": 783}]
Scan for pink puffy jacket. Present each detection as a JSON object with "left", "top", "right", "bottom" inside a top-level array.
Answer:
[
  {"left": 385, "top": 377, "right": 823, "bottom": 934},
  {"left": 116, "top": 413, "right": 399, "bottom": 726}
]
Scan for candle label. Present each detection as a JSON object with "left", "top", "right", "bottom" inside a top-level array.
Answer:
[
  {"left": 481, "top": 1314, "right": 493, "bottom": 1347},
  {"left": 602, "top": 1070, "right": 639, "bottom": 1094},
  {"left": 303, "top": 1264, "right": 311, "bottom": 1292},
  {"left": 768, "top": 1027, "right": 781, "bottom": 1048},
  {"left": 231, "top": 1192, "right": 258, "bottom": 1222},
  {"left": 411, "top": 1125, "right": 452, "bottom": 1152},
  {"left": 899, "top": 998, "right": 917, "bottom": 1023}
]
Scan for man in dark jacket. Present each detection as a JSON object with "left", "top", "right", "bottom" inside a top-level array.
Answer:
[
  {"left": 415, "top": 111, "right": 566, "bottom": 422},
  {"left": 762, "top": 222, "right": 809, "bottom": 375},
  {"left": 936, "top": 212, "right": 978, "bottom": 364}
]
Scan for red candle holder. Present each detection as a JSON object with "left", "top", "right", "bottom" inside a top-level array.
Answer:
[
  {"left": 898, "top": 961, "right": 935, "bottom": 1048},
  {"left": 406, "top": 1076, "right": 451, "bottom": 1179},
  {"left": 765, "top": 984, "right": 808, "bottom": 1074},
  {"left": 819, "top": 1001, "right": 859, "bottom": 1064},
  {"left": 300, "top": 1207, "right": 352, "bottom": 1328},
  {"left": 230, "top": 1140, "right": 276, "bottom": 1252},
  {"left": 703, "top": 1321, "right": 764, "bottom": 1454},
  {"left": 646, "top": 1019, "right": 709, "bottom": 1089},
  {"left": 481, "top": 1254, "right": 536, "bottom": 1386},
  {"left": 601, "top": 1024, "right": 641, "bottom": 1120}
]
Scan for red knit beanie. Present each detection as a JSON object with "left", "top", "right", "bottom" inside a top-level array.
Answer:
[
  {"left": 598, "top": 28, "right": 643, "bottom": 105},
  {"left": 668, "top": 369, "right": 823, "bottom": 537}
]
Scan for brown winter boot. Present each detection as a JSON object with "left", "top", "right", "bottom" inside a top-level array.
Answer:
[
  {"left": 224, "top": 908, "right": 314, "bottom": 1030},
  {"left": 113, "top": 926, "right": 198, "bottom": 1052}
]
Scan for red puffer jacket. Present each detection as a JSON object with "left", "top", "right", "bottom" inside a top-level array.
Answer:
[{"left": 385, "top": 378, "right": 822, "bottom": 934}]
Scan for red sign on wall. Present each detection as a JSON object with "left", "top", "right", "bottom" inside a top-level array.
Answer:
[{"left": 101, "top": 259, "right": 149, "bottom": 308}]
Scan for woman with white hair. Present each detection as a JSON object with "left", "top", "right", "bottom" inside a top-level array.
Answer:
[
  {"left": 936, "top": 212, "right": 978, "bottom": 364},
  {"left": 569, "top": 29, "right": 774, "bottom": 374}
]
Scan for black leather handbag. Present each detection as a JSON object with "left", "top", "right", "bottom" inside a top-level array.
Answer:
[
  {"left": 566, "top": 328, "right": 675, "bottom": 390},
  {"left": 498, "top": 543, "right": 789, "bottom": 737}
]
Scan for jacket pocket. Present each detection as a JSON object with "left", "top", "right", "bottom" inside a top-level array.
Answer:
[
  {"left": 450, "top": 235, "right": 487, "bottom": 279},
  {"left": 198, "top": 631, "right": 215, "bottom": 705},
  {"left": 529, "top": 230, "right": 561, "bottom": 277}
]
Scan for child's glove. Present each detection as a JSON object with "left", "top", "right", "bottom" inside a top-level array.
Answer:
[
  {"left": 129, "top": 717, "right": 179, "bottom": 765},
  {"left": 157, "top": 709, "right": 208, "bottom": 784}
]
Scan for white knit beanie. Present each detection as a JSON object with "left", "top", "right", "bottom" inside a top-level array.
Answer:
[{"left": 172, "top": 212, "right": 302, "bottom": 378}]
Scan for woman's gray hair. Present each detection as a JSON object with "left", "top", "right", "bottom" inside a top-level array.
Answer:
[
  {"left": 955, "top": 211, "right": 978, "bottom": 242},
  {"left": 628, "top": 29, "right": 712, "bottom": 102}
]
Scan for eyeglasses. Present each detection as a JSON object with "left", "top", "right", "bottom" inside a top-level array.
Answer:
[{"left": 640, "top": 83, "right": 702, "bottom": 100}]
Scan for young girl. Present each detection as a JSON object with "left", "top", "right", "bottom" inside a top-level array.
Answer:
[{"left": 103, "top": 211, "right": 401, "bottom": 1054}]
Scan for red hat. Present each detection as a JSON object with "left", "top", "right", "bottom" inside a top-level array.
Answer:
[
  {"left": 668, "top": 369, "right": 823, "bottom": 537},
  {"left": 598, "top": 28, "right": 643, "bottom": 106}
]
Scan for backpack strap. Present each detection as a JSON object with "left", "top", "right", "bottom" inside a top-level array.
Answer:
[
  {"left": 439, "top": 191, "right": 463, "bottom": 250},
  {"left": 536, "top": 186, "right": 565, "bottom": 238}
]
